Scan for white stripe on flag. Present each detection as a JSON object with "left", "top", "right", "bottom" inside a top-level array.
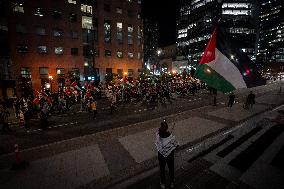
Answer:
[{"left": 207, "top": 48, "right": 247, "bottom": 89}]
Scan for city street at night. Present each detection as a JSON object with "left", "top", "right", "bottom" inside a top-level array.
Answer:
[
  {"left": 1, "top": 81, "right": 284, "bottom": 189},
  {"left": 1, "top": 0, "right": 284, "bottom": 189}
]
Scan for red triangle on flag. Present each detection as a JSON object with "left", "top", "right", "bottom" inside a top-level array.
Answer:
[{"left": 199, "top": 28, "right": 217, "bottom": 65}]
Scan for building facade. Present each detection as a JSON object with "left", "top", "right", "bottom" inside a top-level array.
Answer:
[
  {"left": 93, "top": 0, "right": 143, "bottom": 80},
  {"left": 7, "top": 0, "right": 143, "bottom": 94},
  {"left": 257, "top": 0, "right": 284, "bottom": 73},
  {"left": 143, "top": 18, "right": 159, "bottom": 73},
  {"left": 0, "top": 0, "right": 15, "bottom": 99},
  {"left": 177, "top": 0, "right": 258, "bottom": 66}
]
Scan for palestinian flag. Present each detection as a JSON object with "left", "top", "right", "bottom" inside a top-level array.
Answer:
[
  {"left": 33, "top": 97, "right": 40, "bottom": 110},
  {"left": 194, "top": 27, "right": 265, "bottom": 93},
  {"left": 71, "top": 80, "right": 82, "bottom": 91}
]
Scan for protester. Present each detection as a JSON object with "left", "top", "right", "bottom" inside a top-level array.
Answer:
[
  {"left": 155, "top": 120, "right": 178, "bottom": 189},
  {"left": 91, "top": 100, "right": 97, "bottom": 119},
  {"left": 245, "top": 91, "right": 256, "bottom": 109},
  {"left": 228, "top": 92, "right": 235, "bottom": 108},
  {"left": 0, "top": 104, "right": 11, "bottom": 132}
]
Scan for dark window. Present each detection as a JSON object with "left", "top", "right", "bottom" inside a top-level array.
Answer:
[
  {"left": 37, "top": 46, "right": 47, "bottom": 54},
  {"left": 53, "top": 29, "right": 63, "bottom": 37},
  {"left": 69, "top": 13, "right": 77, "bottom": 22},
  {"left": 21, "top": 67, "right": 31, "bottom": 78},
  {"left": 36, "top": 26, "right": 46, "bottom": 35},
  {"left": 93, "top": 17, "right": 98, "bottom": 27},
  {"left": 106, "top": 68, "right": 112, "bottom": 74},
  {"left": 105, "top": 50, "right": 111, "bottom": 57},
  {"left": 127, "top": 10, "right": 134, "bottom": 17},
  {"left": 17, "top": 44, "right": 28, "bottom": 53},
  {"left": 69, "top": 31, "right": 78, "bottom": 39},
  {"left": 16, "top": 24, "right": 26, "bottom": 33},
  {"left": 104, "top": 4, "right": 110, "bottom": 12},
  {"left": 52, "top": 10, "right": 62, "bottom": 19},
  {"left": 71, "top": 48, "right": 78, "bottom": 55},
  {"left": 95, "top": 49, "right": 99, "bottom": 57}
]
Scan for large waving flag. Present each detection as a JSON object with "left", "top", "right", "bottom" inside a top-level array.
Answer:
[{"left": 194, "top": 26, "right": 265, "bottom": 93}]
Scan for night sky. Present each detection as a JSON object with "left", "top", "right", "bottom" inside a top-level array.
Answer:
[{"left": 142, "top": 0, "right": 178, "bottom": 47}]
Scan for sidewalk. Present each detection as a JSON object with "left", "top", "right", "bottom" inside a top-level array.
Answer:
[{"left": 0, "top": 88, "right": 283, "bottom": 189}]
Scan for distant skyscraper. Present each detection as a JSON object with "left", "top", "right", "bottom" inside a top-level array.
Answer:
[
  {"left": 177, "top": 0, "right": 258, "bottom": 66},
  {"left": 143, "top": 18, "right": 159, "bottom": 72},
  {"left": 257, "top": 0, "right": 284, "bottom": 72}
]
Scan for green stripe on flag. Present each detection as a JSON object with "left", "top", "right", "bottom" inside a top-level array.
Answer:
[{"left": 195, "top": 64, "right": 236, "bottom": 93}]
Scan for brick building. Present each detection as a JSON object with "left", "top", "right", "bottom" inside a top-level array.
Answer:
[{"left": 7, "top": 0, "right": 143, "bottom": 94}]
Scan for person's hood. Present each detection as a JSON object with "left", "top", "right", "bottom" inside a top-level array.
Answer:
[{"left": 158, "top": 129, "right": 171, "bottom": 138}]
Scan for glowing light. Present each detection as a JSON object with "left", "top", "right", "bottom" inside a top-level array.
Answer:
[{"left": 48, "top": 75, "right": 53, "bottom": 80}]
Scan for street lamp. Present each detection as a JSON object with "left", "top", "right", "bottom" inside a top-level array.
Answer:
[{"left": 48, "top": 75, "right": 53, "bottom": 93}]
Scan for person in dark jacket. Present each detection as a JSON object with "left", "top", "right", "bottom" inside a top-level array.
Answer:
[
  {"left": 228, "top": 92, "right": 235, "bottom": 108},
  {"left": 155, "top": 120, "right": 178, "bottom": 189}
]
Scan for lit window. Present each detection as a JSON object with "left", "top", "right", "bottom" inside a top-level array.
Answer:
[
  {"left": 34, "top": 7, "right": 44, "bottom": 17},
  {"left": 117, "top": 51, "right": 123, "bottom": 58},
  {"left": 71, "top": 48, "right": 78, "bottom": 55},
  {"left": 13, "top": 3, "right": 24, "bottom": 13},
  {"left": 53, "top": 29, "right": 63, "bottom": 37},
  {"left": 128, "top": 25, "right": 133, "bottom": 45},
  {"left": 137, "top": 13, "right": 141, "bottom": 19},
  {"left": 104, "top": 20, "right": 111, "bottom": 43},
  {"left": 138, "top": 0, "right": 141, "bottom": 4},
  {"left": 116, "top": 7, "right": 122, "bottom": 14},
  {"left": 16, "top": 24, "right": 26, "bottom": 33},
  {"left": 17, "top": 44, "right": 28, "bottom": 53},
  {"left": 55, "top": 47, "right": 63, "bottom": 55},
  {"left": 82, "top": 16, "right": 93, "bottom": 29},
  {"left": 128, "top": 52, "right": 134, "bottom": 58},
  {"left": 36, "top": 26, "right": 46, "bottom": 35},
  {"left": 116, "top": 22, "right": 123, "bottom": 43},
  {"left": 138, "top": 52, "right": 141, "bottom": 59},
  {"left": 127, "top": 0, "right": 133, "bottom": 2},
  {"left": 57, "top": 68, "right": 65, "bottom": 75},
  {"left": 81, "top": 4, "right": 92, "bottom": 14},
  {"left": 105, "top": 50, "right": 111, "bottom": 57},
  {"left": 69, "top": 31, "right": 78, "bottom": 39},
  {"left": 37, "top": 46, "right": 47, "bottom": 54},
  {"left": 68, "top": 0, "right": 76, "bottom": 4},
  {"left": 21, "top": 68, "right": 31, "bottom": 78}
]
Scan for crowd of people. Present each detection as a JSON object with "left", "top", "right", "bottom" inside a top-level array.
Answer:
[{"left": 0, "top": 75, "right": 258, "bottom": 133}]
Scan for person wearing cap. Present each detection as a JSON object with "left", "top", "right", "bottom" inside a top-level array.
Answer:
[{"left": 155, "top": 120, "right": 178, "bottom": 189}]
